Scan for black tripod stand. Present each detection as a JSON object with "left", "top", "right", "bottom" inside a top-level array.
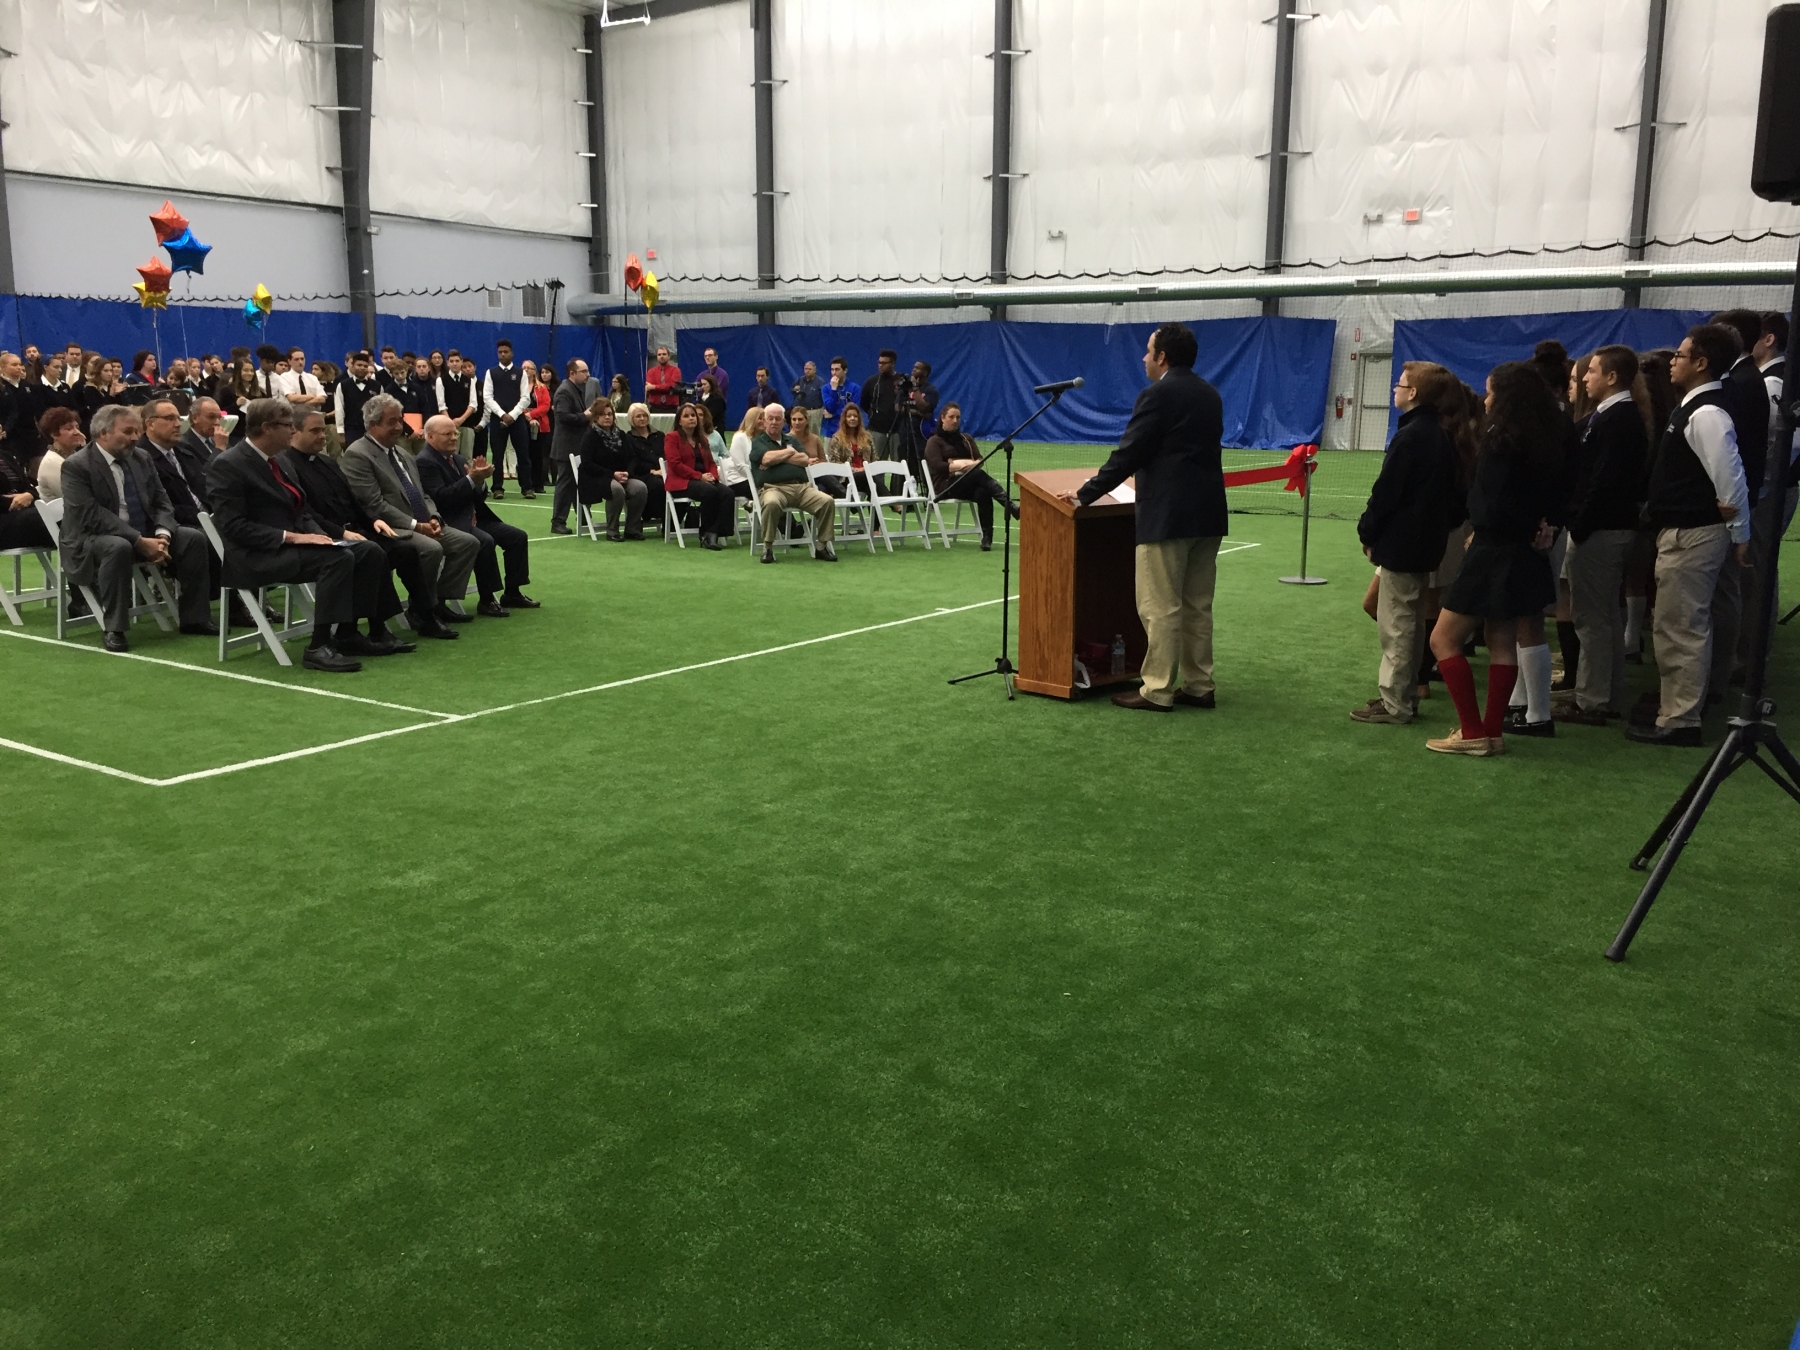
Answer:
[
  {"left": 948, "top": 387, "right": 1072, "bottom": 699},
  {"left": 1605, "top": 239, "right": 1800, "bottom": 961}
]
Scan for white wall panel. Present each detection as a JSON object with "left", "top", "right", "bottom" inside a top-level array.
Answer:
[
  {"left": 0, "top": 0, "right": 339, "bottom": 207},
  {"left": 6, "top": 173, "right": 348, "bottom": 308},
  {"left": 371, "top": 214, "right": 589, "bottom": 321},
  {"left": 370, "top": 0, "right": 587, "bottom": 237},
  {"left": 1007, "top": 0, "right": 1275, "bottom": 280},
  {"left": 1650, "top": 0, "right": 1795, "bottom": 240},
  {"left": 602, "top": 2, "right": 757, "bottom": 286},
  {"left": 771, "top": 0, "right": 990, "bottom": 281},
  {"left": 1289, "top": 0, "right": 1646, "bottom": 266}
]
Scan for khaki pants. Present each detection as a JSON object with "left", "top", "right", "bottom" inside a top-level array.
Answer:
[
  {"left": 1652, "top": 524, "right": 1730, "bottom": 729},
  {"left": 1135, "top": 536, "right": 1220, "bottom": 706},
  {"left": 1569, "top": 528, "right": 1635, "bottom": 713},
  {"left": 1375, "top": 567, "right": 1428, "bottom": 719},
  {"left": 758, "top": 480, "right": 836, "bottom": 547}
]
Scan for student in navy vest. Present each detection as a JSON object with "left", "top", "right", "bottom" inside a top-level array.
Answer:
[
  {"left": 483, "top": 338, "right": 535, "bottom": 499},
  {"left": 1627, "top": 324, "right": 1751, "bottom": 747}
]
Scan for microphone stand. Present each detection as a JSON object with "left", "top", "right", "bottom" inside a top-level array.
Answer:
[{"left": 948, "top": 386, "right": 1070, "bottom": 699}]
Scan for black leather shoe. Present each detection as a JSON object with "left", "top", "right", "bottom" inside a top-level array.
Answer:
[
  {"left": 102, "top": 630, "right": 129, "bottom": 653},
  {"left": 413, "top": 616, "right": 459, "bottom": 640},
  {"left": 432, "top": 604, "right": 474, "bottom": 624},
  {"left": 624, "top": 529, "right": 645, "bottom": 541},
  {"left": 521, "top": 491, "right": 537, "bottom": 499},
  {"left": 1173, "top": 689, "right": 1216, "bottom": 709},
  {"left": 365, "top": 634, "right": 415, "bottom": 655},
  {"left": 477, "top": 599, "right": 512, "bottom": 618},
  {"left": 333, "top": 631, "right": 381, "bottom": 656},
  {"left": 761, "top": 545, "right": 776, "bottom": 564},
  {"left": 1626, "top": 723, "right": 1703, "bottom": 747},
  {"left": 1503, "top": 710, "right": 1556, "bottom": 737},
  {"left": 501, "top": 592, "right": 540, "bottom": 609},
  {"left": 1553, "top": 706, "right": 1610, "bottom": 727},
  {"left": 813, "top": 544, "right": 838, "bottom": 562},
  {"left": 302, "top": 644, "right": 362, "bottom": 673},
  {"left": 606, "top": 528, "right": 623, "bottom": 542},
  {"left": 980, "top": 536, "right": 994, "bottom": 552},
  {"left": 179, "top": 620, "right": 221, "bottom": 637},
  {"left": 551, "top": 523, "right": 573, "bottom": 536},
  {"left": 1111, "top": 691, "right": 1172, "bottom": 712}
]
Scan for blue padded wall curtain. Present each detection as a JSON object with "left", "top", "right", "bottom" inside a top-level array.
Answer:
[{"left": 1387, "top": 308, "right": 1710, "bottom": 444}]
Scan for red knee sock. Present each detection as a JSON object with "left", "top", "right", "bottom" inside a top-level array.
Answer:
[
  {"left": 1483, "top": 663, "right": 1519, "bottom": 739},
  {"left": 1438, "top": 654, "right": 1485, "bottom": 740}
]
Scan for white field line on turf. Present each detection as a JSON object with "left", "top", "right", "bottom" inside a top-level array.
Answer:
[
  {"left": 2, "top": 542, "right": 1266, "bottom": 786},
  {"left": 0, "top": 628, "right": 458, "bottom": 719}
]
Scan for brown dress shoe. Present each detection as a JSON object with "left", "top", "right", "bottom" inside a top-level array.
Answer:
[
  {"left": 1111, "top": 691, "right": 1172, "bottom": 712},
  {"left": 1173, "top": 689, "right": 1216, "bottom": 709}
]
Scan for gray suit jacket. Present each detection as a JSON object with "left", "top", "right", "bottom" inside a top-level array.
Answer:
[
  {"left": 58, "top": 443, "right": 177, "bottom": 569},
  {"left": 551, "top": 378, "right": 593, "bottom": 462},
  {"left": 341, "top": 433, "right": 440, "bottom": 532}
]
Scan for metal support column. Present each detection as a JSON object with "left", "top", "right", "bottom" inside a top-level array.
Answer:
[
  {"left": 0, "top": 66, "right": 16, "bottom": 296},
  {"left": 752, "top": 0, "right": 776, "bottom": 326},
  {"left": 582, "top": 15, "right": 610, "bottom": 305},
  {"left": 988, "top": 0, "right": 1016, "bottom": 322},
  {"left": 330, "top": 0, "right": 377, "bottom": 348},
  {"left": 1261, "top": 0, "right": 1299, "bottom": 318},
  {"left": 1624, "top": 0, "right": 1669, "bottom": 309}
]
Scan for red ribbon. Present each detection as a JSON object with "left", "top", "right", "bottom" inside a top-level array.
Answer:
[{"left": 1222, "top": 444, "right": 1315, "bottom": 497}]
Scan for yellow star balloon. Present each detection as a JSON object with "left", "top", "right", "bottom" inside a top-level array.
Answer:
[
  {"left": 133, "top": 281, "right": 170, "bottom": 310},
  {"left": 640, "top": 270, "right": 659, "bottom": 312},
  {"left": 251, "top": 283, "right": 274, "bottom": 314}
]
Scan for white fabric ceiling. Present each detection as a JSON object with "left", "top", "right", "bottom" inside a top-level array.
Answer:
[{"left": 1, "top": 0, "right": 1795, "bottom": 295}]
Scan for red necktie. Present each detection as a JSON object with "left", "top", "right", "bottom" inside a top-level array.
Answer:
[{"left": 269, "top": 457, "right": 304, "bottom": 515}]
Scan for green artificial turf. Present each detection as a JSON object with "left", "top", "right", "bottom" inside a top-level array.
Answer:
[{"left": 1, "top": 485, "right": 1796, "bottom": 1348}]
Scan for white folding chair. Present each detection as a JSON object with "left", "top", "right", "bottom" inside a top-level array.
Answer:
[
  {"left": 861, "top": 460, "right": 933, "bottom": 552},
  {"left": 660, "top": 457, "right": 696, "bottom": 549},
  {"left": 569, "top": 453, "right": 604, "bottom": 541},
  {"left": 198, "top": 511, "right": 314, "bottom": 666},
  {"left": 0, "top": 540, "right": 56, "bottom": 627},
  {"left": 807, "top": 462, "right": 875, "bottom": 554},
  {"left": 918, "top": 462, "right": 989, "bottom": 548},
  {"left": 36, "top": 498, "right": 179, "bottom": 639}
]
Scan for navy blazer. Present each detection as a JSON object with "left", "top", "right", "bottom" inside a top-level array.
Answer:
[{"left": 1077, "top": 366, "right": 1228, "bottom": 543}]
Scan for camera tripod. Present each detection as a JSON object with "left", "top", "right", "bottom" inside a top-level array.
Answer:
[{"left": 1605, "top": 238, "right": 1800, "bottom": 961}]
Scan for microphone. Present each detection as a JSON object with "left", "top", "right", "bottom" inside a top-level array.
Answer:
[{"left": 1033, "top": 376, "right": 1085, "bottom": 395}]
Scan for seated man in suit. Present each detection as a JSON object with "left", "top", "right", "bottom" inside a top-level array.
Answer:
[
  {"left": 340, "top": 392, "right": 479, "bottom": 639},
  {"left": 181, "top": 397, "right": 226, "bottom": 485},
  {"left": 137, "top": 397, "right": 205, "bottom": 527},
  {"left": 415, "top": 414, "right": 538, "bottom": 618},
  {"left": 277, "top": 408, "right": 415, "bottom": 652},
  {"left": 58, "top": 403, "right": 215, "bottom": 652},
  {"left": 205, "top": 399, "right": 397, "bottom": 673}
]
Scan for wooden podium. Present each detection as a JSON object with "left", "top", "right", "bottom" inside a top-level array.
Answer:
[{"left": 1014, "top": 469, "right": 1145, "bottom": 699}]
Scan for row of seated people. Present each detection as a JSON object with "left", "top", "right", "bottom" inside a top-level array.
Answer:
[
  {"left": 1, "top": 394, "right": 536, "bottom": 673},
  {"left": 568, "top": 399, "right": 1016, "bottom": 558}
]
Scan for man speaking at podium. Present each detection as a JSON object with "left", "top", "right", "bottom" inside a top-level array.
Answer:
[{"left": 1062, "top": 323, "right": 1227, "bottom": 712}]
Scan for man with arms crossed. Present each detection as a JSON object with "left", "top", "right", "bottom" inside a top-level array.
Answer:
[
  {"left": 750, "top": 401, "right": 836, "bottom": 564},
  {"left": 1062, "top": 323, "right": 1227, "bottom": 712}
]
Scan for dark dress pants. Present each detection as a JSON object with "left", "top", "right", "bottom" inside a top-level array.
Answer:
[
  {"left": 490, "top": 418, "right": 533, "bottom": 492},
  {"left": 227, "top": 539, "right": 385, "bottom": 627},
  {"left": 0, "top": 507, "right": 54, "bottom": 551},
  {"left": 941, "top": 466, "right": 1010, "bottom": 538},
  {"left": 530, "top": 430, "right": 551, "bottom": 496},
  {"left": 470, "top": 519, "right": 530, "bottom": 599},
  {"left": 671, "top": 479, "right": 734, "bottom": 537},
  {"left": 74, "top": 526, "right": 211, "bottom": 632},
  {"left": 551, "top": 456, "right": 578, "bottom": 528}
]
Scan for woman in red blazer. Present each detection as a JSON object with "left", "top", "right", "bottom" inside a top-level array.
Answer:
[{"left": 663, "top": 402, "right": 735, "bottom": 550}]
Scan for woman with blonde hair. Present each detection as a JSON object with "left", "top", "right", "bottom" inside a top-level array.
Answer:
[
  {"left": 787, "top": 402, "right": 825, "bottom": 463},
  {"left": 723, "top": 405, "right": 762, "bottom": 501},
  {"left": 1351, "top": 360, "right": 1469, "bottom": 725}
]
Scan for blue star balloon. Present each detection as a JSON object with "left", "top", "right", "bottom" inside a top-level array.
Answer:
[
  {"left": 163, "top": 227, "right": 212, "bottom": 276},
  {"left": 243, "top": 298, "right": 266, "bottom": 329}
]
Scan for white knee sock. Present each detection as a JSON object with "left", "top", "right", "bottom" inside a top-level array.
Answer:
[
  {"left": 1623, "top": 596, "right": 1647, "bottom": 652},
  {"left": 1518, "top": 643, "right": 1553, "bottom": 723}
]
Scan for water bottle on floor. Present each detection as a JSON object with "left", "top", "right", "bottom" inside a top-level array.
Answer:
[{"left": 1111, "top": 634, "right": 1126, "bottom": 676}]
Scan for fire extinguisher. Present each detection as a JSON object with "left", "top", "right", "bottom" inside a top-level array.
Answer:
[{"left": 1335, "top": 394, "right": 1346, "bottom": 419}]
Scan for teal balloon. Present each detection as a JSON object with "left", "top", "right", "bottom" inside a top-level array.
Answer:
[
  {"left": 162, "top": 228, "right": 212, "bottom": 276},
  {"left": 243, "top": 298, "right": 266, "bottom": 329}
]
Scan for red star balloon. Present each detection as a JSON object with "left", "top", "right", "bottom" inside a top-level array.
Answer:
[
  {"left": 149, "top": 200, "right": 189, "bottom": 244},
  {"left": 136, "top": 257, "right": 173, "bottom": 293}
]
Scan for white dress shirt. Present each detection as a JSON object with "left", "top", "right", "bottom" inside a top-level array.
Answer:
[
  {"left": 482, "top": 365, "right": 532, "bottom": 422},
  {"left": 1680, "top": 381, "right": 1750, "bottom": 543},
  {"left": 1593, "top": 390, "right": 1633, "bottom": 418}
]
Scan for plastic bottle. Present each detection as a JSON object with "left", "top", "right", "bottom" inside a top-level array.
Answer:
[{"left": 1111, "top": 633, "right": 1126, "bottom": 675}]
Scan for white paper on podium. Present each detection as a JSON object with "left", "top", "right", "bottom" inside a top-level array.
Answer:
[{"left": 1106, "top": 482, "right": 1136, "bottom": 504}]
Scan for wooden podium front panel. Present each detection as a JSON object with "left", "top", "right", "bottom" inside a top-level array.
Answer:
[{"left": 1014, "top": 470, "right": 1144, "bottom": 699}]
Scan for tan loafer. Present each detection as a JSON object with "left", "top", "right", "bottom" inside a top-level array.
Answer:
[{"left": 1426, "top": 728, "right": 1497, "bottom": 756}]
